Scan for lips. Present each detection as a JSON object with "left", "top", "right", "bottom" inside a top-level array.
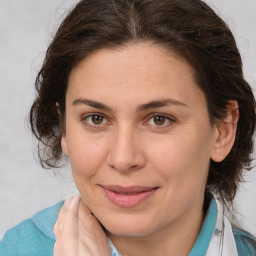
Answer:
[{"left": 101, "top": 185, "right": 158, "bottom": 208}]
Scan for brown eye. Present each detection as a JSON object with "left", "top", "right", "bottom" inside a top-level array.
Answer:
[
  {"left": 82, "top": 113, "right": 109, "bottom": 129},
  {"left": 153, "top": 115, "right": 166, "bottom": 125},
  {"left": 91, "top": 115, "right": 104, "bottom": 125},
  {"left": 146, "top": 114, "right": 174, "bottom": 128}
]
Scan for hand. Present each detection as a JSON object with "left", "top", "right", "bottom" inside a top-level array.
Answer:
[{"left": 54, "top": 195, "right": 111, "bottom": 256}]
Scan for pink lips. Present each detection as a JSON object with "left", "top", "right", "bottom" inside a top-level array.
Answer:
[{"left": 101, "top": 185, "right": 158, "bottom": 208}]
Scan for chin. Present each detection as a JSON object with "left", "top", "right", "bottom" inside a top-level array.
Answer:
[
  {"left": 106, "top": 225, "right": 154, "bottom": 238},
  {"left": 98, "top": 212, "right": 157, "bottom": 238}
]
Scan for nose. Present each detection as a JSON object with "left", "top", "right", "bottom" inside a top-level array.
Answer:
[{"left": 107, "top": 127, "right": 146, "bottom": 173}]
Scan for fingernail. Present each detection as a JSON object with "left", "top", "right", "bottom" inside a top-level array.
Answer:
[{"left": 64, "top": 195, "right": 80, "bottom": 209}]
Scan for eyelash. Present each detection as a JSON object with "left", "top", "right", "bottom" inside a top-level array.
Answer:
[
  {"left": 81, "top": 113, "right": 175, "bottom": 129},
  {"left": 81, "top": 113, "right": 109, "bottom": 129},
  {"left": 145, "top": 113, "right": 175, "bottom": 128}
]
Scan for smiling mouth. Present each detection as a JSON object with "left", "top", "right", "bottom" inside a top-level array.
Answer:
[{"left": 101, "top": 185, "right": 159, "bottom": 208}]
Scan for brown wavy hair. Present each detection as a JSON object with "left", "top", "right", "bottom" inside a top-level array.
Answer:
[{"left": 30, "top": 0, "right": 256, "bottom": 203}]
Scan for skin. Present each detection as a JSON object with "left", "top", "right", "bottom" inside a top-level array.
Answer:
[
  {"left": 56, "top": 42, "right": 239, "bottom": 256},
  {"left": 54, "top": 196, "right": 111, "bottom": 256}
]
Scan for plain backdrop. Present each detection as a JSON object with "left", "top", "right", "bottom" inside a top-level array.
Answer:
[{"left": 0, "top": 0, "right": 256, "bottom": 239}]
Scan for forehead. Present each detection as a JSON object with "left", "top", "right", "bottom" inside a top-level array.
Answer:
[
  {"left": 67, "top": 42, "right": 204, "bottom": 108},
  {"left": 71, "top": 42, "right": 195, "bottom": 79}
]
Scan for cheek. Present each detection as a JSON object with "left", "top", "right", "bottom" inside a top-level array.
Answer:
[
  {"left": 148, "top": 131, "right": 211, "bottom": 185},
  {"left": 68, "top": 137, "right": 108, "bottom": 179}
]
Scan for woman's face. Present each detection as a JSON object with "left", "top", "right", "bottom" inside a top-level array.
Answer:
[{"left": 61, "top": 42, "right": 219, "bottom": 237}]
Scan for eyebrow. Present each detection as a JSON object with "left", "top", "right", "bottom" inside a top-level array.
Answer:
[
  {"left": 137, "top": 99, "right": 188, "bottom": 111},
  {"left": 72, "top": 98, "right": 113, "bottom": 111},
  {"left": 72, "top": 98, "right": 188, "bottom": 112}
]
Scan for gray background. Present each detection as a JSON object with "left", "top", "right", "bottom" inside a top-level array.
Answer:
[{"left": 0, "top": 0, "right": 255, "bottom": 239}]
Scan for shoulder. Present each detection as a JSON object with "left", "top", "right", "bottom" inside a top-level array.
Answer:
[
  {"left": 0, "top": 201, "right": 64, "bottom": 256},
  {"left": 232, "top": 225, "right": 256, "bottom": 256}
]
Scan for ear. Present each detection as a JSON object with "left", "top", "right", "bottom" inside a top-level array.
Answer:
[
  {"left": 61, "top": 134, "right": 69, "bottom": 157},
  {"left": 56, "top": 102, "right": 69, "bottom": 157},
  {"left": 210, "top": 100, "right": 239, "bottom": 162}
]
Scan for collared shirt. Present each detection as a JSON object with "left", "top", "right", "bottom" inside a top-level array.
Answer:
[{"left": 1, "top": 196, "right": 256, "bottom": 255}]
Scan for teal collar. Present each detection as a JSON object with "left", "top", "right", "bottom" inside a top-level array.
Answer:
[{"left": 189, "top": 197, "right": 217, "bottom": 256}]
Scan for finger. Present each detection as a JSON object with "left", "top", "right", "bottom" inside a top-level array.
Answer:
[
  {"left": 77, "top": 201, "right": 111, "bottom": 256},
  {"left": 53, "top": 220, "right": 63, "bottom": 238},
  {"left": 55, "top": 195, "right": 80, "bottom": 240},
  {"left": 54, "top": 220, "right": 63, "bottom": 255},
  {"left": 62, "top": 195, "right": 80, "bottom": 238},
  {"left": 54, "top": 195, "right": 81, "bottom": 255},
  {"left": 58, "top": 195, "right": 80, "bottom": 221},
  {"left": 54, "top": 240, "right": 62, "bottom": 256}
]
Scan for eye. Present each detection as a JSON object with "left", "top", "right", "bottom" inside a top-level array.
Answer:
[
  {"left": 152, "top": 115, "right": 166, "bottom": 125},
  {"left": 146, "top": 114, "right": 174, "bottom": 127},
  {"left": 82, "top": 114, "right": 108, "bottom": 126}
]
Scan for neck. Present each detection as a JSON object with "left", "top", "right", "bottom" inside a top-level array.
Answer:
[{"left": 108, "top": 200, "right": 205, "bottom": 256}]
